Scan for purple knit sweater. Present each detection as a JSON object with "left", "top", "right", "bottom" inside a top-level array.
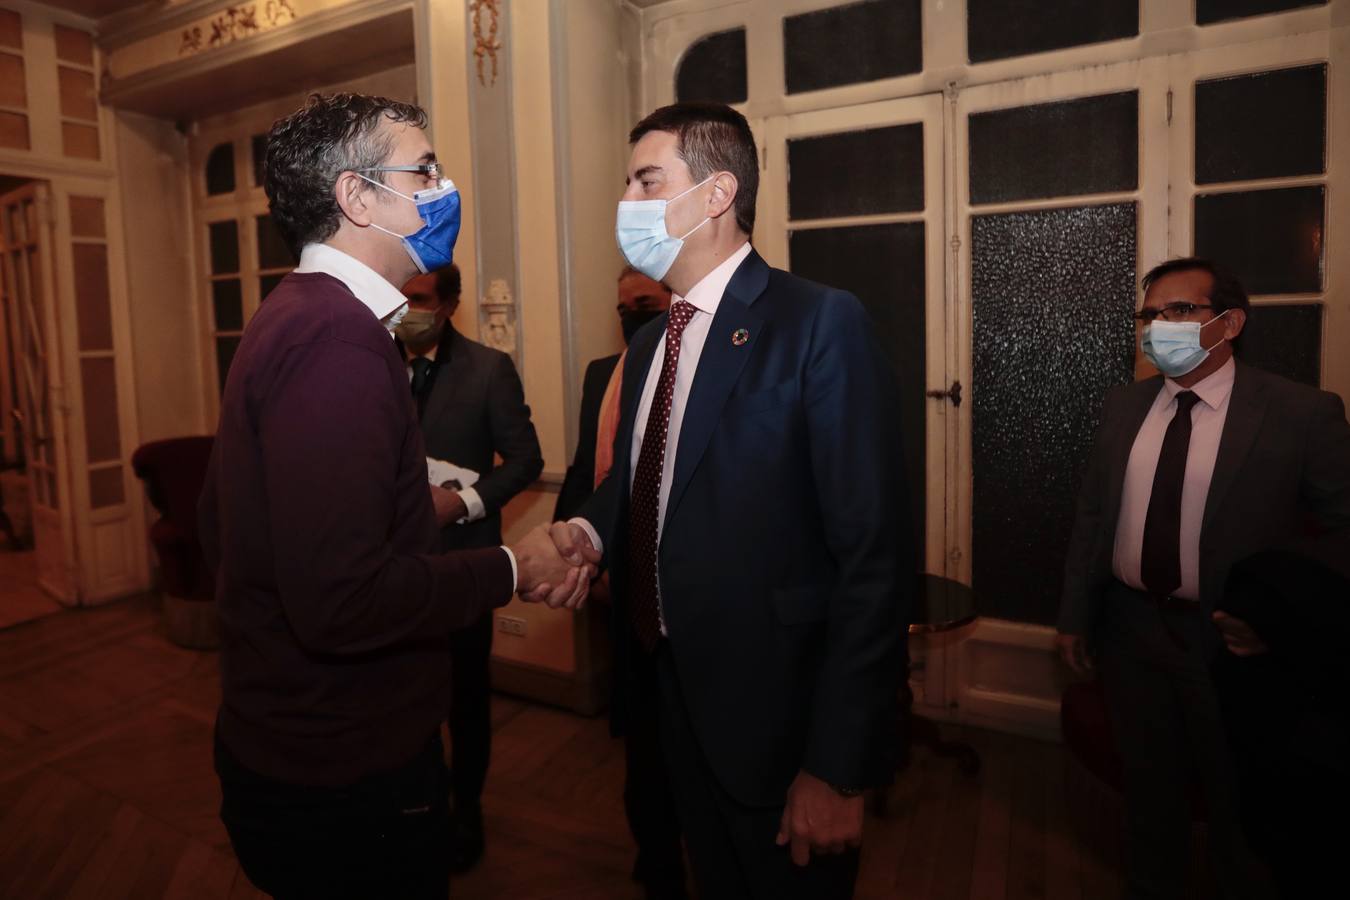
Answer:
[{"left": 199, "top": 271, "right": 513, "bottom": 786}]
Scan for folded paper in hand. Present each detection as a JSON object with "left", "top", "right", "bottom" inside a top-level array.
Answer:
[{"left": 426, "top": 457, "right": 480, "bottom": 490}]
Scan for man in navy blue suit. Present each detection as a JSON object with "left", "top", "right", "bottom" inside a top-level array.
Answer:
[{"left": 552, "top": 102, "right": 912, "bottom": 899}]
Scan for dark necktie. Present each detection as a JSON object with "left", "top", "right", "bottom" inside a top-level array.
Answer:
[
  {"left": 628, "top": 300, "right": 697, "bottom": 650},
  {"left": 409, "top": 357, "right": 433, "bottom": 417},
  {"left": 1140, "top": 390, "right": 1202, "bottom": 597}
]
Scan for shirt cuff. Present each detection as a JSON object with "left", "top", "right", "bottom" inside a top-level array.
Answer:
[
  {"left": 569, "top": 517, "right": 603, "bottom": 555},
  {"left": 501, "top": 546, "right": 518, "bottom": 593},
  {"left": 457, "top": 487, "right": 486, "bottom": 523}
]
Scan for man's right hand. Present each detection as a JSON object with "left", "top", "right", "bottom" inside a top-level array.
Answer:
[
  {"left": 510, "top": 524, "right": 598, "bottom": 610},
  {"left": 1056, "top": 632, "right": 1093, "bottom": 676}
]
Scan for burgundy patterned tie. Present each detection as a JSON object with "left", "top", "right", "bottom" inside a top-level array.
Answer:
[{"left": 628, "top": 300, "right": 697, "bottom": 650}]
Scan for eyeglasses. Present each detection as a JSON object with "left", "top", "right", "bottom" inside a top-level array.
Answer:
[
  {"left": 356, "top": 162, "right": 442, "bottom": 182},
  {"left": 1134, "top": 301, "right": 1215, "bottom": 323}
]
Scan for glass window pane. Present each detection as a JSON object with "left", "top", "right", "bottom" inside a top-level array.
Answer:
[
  {"left": 53, "top": 25, "right": 94, "bottom": 65},
  {"left": 206, "top": 142, "right": 235, "bottom": 196},
  {"left": 0, "top": 53, "right": 25, "bottom": 108},
  {"left": 789, "top": 222, "right": 927, "bottom": 562},
  {"left": 1241, "top": 303, "right": 1321, "bottom": 387},
  {"left": 676, "top": 28, "right": 747, "bottom": 105},
  {"left": 971, "top": 202, "right": 1137, "bottom": 624},
  {"left": 1194, "top": 186, "right": 1323, "bottom": 295},
  {"left": 1196, "top": 64, "right": 1325, "bottom": 184},
  {"left": 216, "top": 336, "right": 241, "bottom": 395},
  {"left": 0, "top": 10, "right": 21, "bottom": 49},
  {"left": 1197, "top": 0, "right": 1326, "bottom": 25},
  {"left": 209, "top": 220, "right": 240, "bottom": 275},
  {"left": 255, "top": 214, "right": 294, "bottom": 269},
  {"left": 212, "top": 279, "right": 243, "bottom": 332},
  {"left": 58, "top": 66, "right": 97, "bottom": 120},
  {"left": 260, "top": 273, "right": 286, "bottom": 302},
  {"left": 967, "top": 0, "right": 1138, "bottom": 63},
  {"left": 970, "top": 91, "right": 1138, "bottom": 204},
  {"left": 788, "top": 123, "right": 923, "bottom": 220},
  {"left": 73, "top": 242, "right": 112, "bottom": 352},
  {"left": 252, "top": 133, "right": 267, "bottom": 186},
  {"left": 89, "top": 466, "right": 124, "bottom": 509},
  {"left": 61, "top": 121, "right": 99, "bottom": 159},
  {"left": 68, "top": 195, "right": 105, "bottom": 238},
  {"left": 80, "top": 357, "right": 122, "bottom": 464},
  {"left": 784, "top": 0, "right": 922, "bottom": 95},
  {"left": 0, "top": 111, "right": 29, "bottom": 151}
]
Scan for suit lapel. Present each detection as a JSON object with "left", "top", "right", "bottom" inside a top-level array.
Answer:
[
  {"left": 663, "top": 251, "right": 769, "bottom": 531},
  {"left": 419, "top": 324, "right": 463, "bottom": 430},
  {"left": 1103, "top": 377, "right": 1163, "bottom": 531},
  {"left": 1202, "top": 362, "right": 1268, "bottom": 533}
]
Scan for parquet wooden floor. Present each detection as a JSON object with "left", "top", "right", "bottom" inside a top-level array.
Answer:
[{"left": 0, "top": 595, "right": 1138, "bottom": 899}]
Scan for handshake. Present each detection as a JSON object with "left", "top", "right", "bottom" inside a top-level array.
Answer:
[{"left": 508, "top": 522, "right": 601, "bottom": 609}]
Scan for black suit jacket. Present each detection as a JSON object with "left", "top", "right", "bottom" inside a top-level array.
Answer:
[
  {"left": 578, "top": 249, "right": 913, "bottom": 807},
  {"left": 554, "top": 353, "right": 621, "bottom": 522},
  {"left": 1060, "top": 361, "right": 1350, "bottom": 640},
  {"left": 408, "top": 323, "right": 544, "bottom": 552}
]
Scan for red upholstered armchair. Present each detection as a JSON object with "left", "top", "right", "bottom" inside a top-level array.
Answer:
[{"left": 131, "top": 436, "right": 216, "bottom": 648}]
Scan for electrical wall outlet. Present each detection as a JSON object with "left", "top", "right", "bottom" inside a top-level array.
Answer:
[{"left": 497, "top": 615, "right": 527, "bottom": 637}]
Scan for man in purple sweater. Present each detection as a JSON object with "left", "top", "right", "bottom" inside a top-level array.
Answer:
[{"left": 198, "top": 93, "right": 594, "bottom": 900}]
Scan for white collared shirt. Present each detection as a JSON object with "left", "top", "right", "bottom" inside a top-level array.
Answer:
[
  {"left": 295, "top": 243, "right": 409, "bottom": 329},
  {"left": 296, "top": 242, "right": 516, "bottom": 587},
  {"left": 1113, "top": 357, "right": 1236, "bottom": 600}
]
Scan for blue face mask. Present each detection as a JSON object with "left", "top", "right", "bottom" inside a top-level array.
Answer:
[
  {"left": 360, "top": 175, "right": 462, "bottom": 274},
  {"left": 1141, "top": 310, "right": 1228, "bottom": 377},
  {"left": 615, "top": 175, "right": 714, "bottom": 281}
]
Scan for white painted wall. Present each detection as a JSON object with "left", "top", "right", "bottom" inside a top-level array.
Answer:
[{"left": 113, "top": 110, "right": 205, "bottom": 441}]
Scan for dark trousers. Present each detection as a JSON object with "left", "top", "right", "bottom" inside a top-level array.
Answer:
[
  {"left": 1096, "top": 582, "right": 1271, "bottom": 900},
  {"left": 448, "top": 614, "right": 494, "bottom": 810},
  {"left": 623, "top": 642, "right": 686, "bottom": 891},
  {"left": 215, "top": 730, "right": 451, "bottom": 900},
  {"left": 653, "top": 644, "right": 859, "bottom": 900}
]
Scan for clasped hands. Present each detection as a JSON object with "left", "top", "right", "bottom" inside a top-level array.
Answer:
[{"left": 509, "top": 522, "right": 601, "bottom": 609}]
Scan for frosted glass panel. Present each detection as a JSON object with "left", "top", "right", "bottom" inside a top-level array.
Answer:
[
  {"left": 971, "top": 202, "right": 1137, "bottom": 624},
  {"left": 72, "top": 242, "right": 112, "bottom": 351},
  {"left": 80, "top": 357, "right": 122, "bottom": 464},
  {"left": 89, "top": 467, "right": 125, "bottom": 509},
  {"left": 675, "top": 28, "right": 747, "bottom": 104},
  {"left": 788, "top": 123, "right": 924, "bottom": 220}
]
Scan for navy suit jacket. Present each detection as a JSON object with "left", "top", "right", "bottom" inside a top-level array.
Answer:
[{"left": 579, "top": 249, "right": 913, "bottom": 807}]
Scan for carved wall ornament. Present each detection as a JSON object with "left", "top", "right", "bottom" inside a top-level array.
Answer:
[{"left": 469, "top": 0, "right": 503, "bottom": 87}]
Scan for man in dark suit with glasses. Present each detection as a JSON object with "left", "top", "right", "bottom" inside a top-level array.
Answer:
[{"left": 1057, "top": 257, "right": 1350, "bottom": 900}]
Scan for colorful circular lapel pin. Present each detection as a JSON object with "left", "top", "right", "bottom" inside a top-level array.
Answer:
[{"left": 731, "top": 328, "right": 750, "bottom": 347}]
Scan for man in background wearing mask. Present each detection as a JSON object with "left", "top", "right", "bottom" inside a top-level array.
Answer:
[
  {"left": 549, "top": 102, "right": 912, "bottom": 899},
  {"left": 397, "top": 263, "right": 544, "bottom": 873},
  {"left": 199, "top": 93, "right": 592, "bottom": 899},
  {"left": 555, "top": 266, "right": 671, "bottom": 522},
  {"left": 1057, "top": 257, "right": 1350, "bottom": 900},
  {"left": 553, "top": 267, "right": 685, "bottom": 900}
]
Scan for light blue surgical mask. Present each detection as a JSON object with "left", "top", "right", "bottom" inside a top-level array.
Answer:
[
  {"left": 615, "top": 175, "right": 714, "bottom": 281},
  {"left": 1141, "top": 310, "right": 1229, "bottom": 377},
  {"left": 359, "top": 175, "right": 462, "bottom": 275}
]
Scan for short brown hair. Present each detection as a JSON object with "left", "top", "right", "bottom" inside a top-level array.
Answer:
[{"left": 629, "top": 102, "right": 758, "bottom": 236}]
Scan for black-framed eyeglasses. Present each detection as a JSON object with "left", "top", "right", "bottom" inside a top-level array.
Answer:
[
  {"left": 1134, "top": 301, "right": 1215, "bottom": 323},
  {"left": 356, "top": 162, "right": 442, "bottom": 181}
]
